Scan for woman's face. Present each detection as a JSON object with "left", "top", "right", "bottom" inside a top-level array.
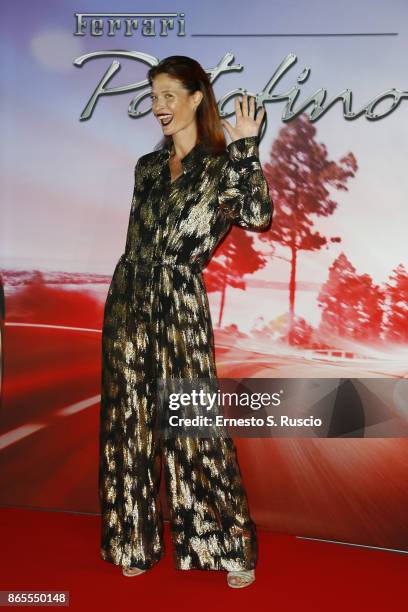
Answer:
[{"left": 151, "top": 73, "right": 202, "bottom": 137}]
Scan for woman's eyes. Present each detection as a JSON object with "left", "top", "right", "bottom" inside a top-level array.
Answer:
[{"left": 151, "top": 94, "right": 173, "bottom": 100}]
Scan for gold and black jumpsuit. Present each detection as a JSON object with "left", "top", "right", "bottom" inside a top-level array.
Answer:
[{"left": 99, "top": 135, "right": 273, "bottom": 572}]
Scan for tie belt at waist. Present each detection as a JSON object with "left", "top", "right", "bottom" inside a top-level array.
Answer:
[
  {"left": 120, "top": 253, "right": 203, "bottom": 274},
  {"left": 116, "top": 253, "right": 204, "bottom": 324}
]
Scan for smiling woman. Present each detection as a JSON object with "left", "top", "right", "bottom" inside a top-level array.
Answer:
[
  {"left": 150, "top": 72, "right": 205, "bottom": 158},
  {"left": 99, "top": 55, "right": 273, "bottom": 590}
]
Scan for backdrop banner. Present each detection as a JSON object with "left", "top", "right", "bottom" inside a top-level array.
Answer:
[{"left": 1, "top": 0, "right": 407, "bottom": 556}]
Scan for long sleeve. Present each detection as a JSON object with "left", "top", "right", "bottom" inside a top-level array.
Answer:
[
  {"left": 126, "top": 156, "right": 147, "bottom": 220},
  {"left": 131, "top": 157, "right": 143, "bottom": 208},
  {"left": 124, "top": 157, "right": 144, "bottom": 256},
  {"left": 217, "top": 135, "right": 273, "bottom": 230}
]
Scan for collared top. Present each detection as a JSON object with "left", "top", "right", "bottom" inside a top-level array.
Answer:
[
  {"left": 115, "top": 134, "right": 273, "bottom": 323},
  {"left": 123, "top": 135, "right": 272, "bottom": 265},
  {"left": 159, "top": 138, "right": 210, "bottom": 175}
]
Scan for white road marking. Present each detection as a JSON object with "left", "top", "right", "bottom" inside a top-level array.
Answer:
[
  {"left": 0, "top": 395, "right": 101, "bottom": 451},
  {"left": 5, "top": 322, "right": 101, "bottom": 333},
  {"left": 0, "top": 423, "right": 46, "bottom": 451}
]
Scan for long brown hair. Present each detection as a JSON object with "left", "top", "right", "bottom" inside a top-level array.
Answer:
[{"left": 147, "top": 55, "right": 227, "bottom": 155}]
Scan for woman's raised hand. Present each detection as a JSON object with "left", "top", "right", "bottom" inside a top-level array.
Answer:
[{"left": 221, "top": 93, "right": 265, "bottom": 143}]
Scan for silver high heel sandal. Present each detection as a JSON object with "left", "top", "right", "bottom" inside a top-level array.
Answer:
[
  {"left": 227, "top": 569, "right": 255, "bottom": 588},
  {"left": 122, "top": 566, "right": 147, "bottom": 577}
]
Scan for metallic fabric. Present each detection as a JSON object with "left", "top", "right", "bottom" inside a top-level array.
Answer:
[{"left": 99, "top": 135, "right": 273, "bottom": 571}]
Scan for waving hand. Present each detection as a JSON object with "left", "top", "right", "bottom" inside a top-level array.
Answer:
[{"left": 221, "top": 93, "right": 265, "bottom": 142}]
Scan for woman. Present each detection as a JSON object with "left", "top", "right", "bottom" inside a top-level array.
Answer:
[{"left": 99, "top": 55, "right": 273, "bottom": 589}]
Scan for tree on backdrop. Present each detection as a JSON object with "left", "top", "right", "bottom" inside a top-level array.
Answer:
[
  {"left": 261, "top": 113, "right": 358, "bottom": 345},
  {"left": 317, "top": 252, "right": 384, "bottom": 342},
  {"left": 204, "top": 225, "right": 269, "bottom": 328},
  {"left": 383, "top": 263, "right": 408, "bottom": 343}
]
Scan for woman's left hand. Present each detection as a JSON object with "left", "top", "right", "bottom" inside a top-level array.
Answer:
[{"left": 221, "top": 93, "right": 265, "bottom": 142}]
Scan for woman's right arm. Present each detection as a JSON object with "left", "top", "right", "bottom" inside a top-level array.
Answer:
[{"left": 130, "top": 157, "right": 143, "bottom": 210}]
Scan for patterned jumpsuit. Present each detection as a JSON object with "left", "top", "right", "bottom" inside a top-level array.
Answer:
[{"left": 99, "top": 135, "right": 273, "bottom": 572}]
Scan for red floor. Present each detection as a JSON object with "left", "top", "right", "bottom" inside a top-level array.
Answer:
[{"left": 0, "top": 506, "right": 406, "bottom": 611}]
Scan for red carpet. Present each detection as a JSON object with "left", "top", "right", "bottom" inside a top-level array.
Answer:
[{"left": 0, "top": 506, "right": 406, "bottom": 611}]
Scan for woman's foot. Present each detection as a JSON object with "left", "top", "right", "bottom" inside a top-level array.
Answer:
[
  {"left": 227, "top": 569, "right": 255, "bottom": 588},
  {"left": 122, "top": 566, "right": 147, "bottom": 577}
]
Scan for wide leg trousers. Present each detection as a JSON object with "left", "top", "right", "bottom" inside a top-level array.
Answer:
[{"left": 99, "top": 262, "right": 258, "bottom": 571}]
